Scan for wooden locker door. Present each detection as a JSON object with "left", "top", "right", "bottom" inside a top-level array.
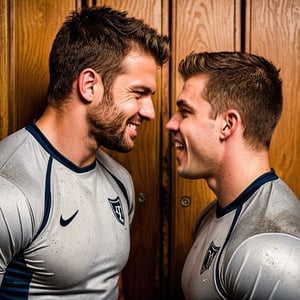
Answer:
[
  {"left": 169, "top": 1, "right": 241, "bottom": 298},
  {"left": 245, "top": 0, "right": 300, "bottom": 199},
  {"left": 0, "top": 0, "right": 9, "bottom": 139},
  {"left": 5, "top": 0, "right": 76, "bottom": 134},
  {"left": 93, "top": 1, "right": 169, "bottom": 299}
]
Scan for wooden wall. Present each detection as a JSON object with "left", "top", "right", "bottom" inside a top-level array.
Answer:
[
  {"left": 0, "top": 0, "right": 9, "bottom": 138},
  {"left": 1, "top": 1, "right": 299, "bottom": 299},
  {"left": 245, "top": 0, "right": 300, "bottom": 197},
  {"left": 0, "top": 0, "right": 76, "bottom": 138}
]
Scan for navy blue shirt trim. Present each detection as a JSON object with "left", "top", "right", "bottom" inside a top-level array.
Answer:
[
  {"left": 214, "top": 169, "right": 278, "bottom": 298},
  {"left": 25, "top": 122, "right": 96, "bottom": 173},
  {"left": 194, "top": 169, "right": 278, "bottom": 239},
  {"left": 216, "top": 169, "right": 278, "bottom": 218}
]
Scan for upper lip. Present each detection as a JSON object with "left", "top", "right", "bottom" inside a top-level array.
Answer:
[
  {"left": 128, "top": 122, "right": 139, "bottom": 128},
  {"left": 128, "top": 116, "right": 143, "bottom": 127},
  {"left": 173, "top": 137, "right": 184, "bottom": 149}
]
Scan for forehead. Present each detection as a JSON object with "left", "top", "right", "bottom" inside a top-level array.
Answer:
[
  {"left": 120, "top": 50, "right": 157, "bottom": 92},
  {"left": 177, "top": 74, "right": 208, "bottom": 105}
]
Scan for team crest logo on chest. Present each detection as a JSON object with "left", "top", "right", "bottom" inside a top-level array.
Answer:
[
  {"left": 108, "top": 196, "right": 125, "bottom": 225},
  {"left": 201, "top": 241, "right": 220, "bottom": 274}
]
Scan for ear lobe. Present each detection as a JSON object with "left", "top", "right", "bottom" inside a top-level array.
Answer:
[
  {"left": 77, "top": 68, "right": 97, "bottom": 102},
  {"left": 220, "top": 110, "right": 240, "bottom": 140}
]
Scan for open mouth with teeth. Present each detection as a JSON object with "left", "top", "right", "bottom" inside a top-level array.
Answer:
[
  {"left": 175, "top": 141, "right": 185, "bottom": 151},
  {"left": 127, "top": 123, "right": 137, "bottom": 131}
]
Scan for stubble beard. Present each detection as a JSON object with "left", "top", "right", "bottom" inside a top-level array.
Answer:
[{"left": 86, "top": 99, "right": 132, "bottom": 153}]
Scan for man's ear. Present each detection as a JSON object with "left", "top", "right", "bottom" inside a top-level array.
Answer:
[
  {"left": 219, "top": 109, "right": 241, "bottom": 140},
  {"left": 77, "top": 68, "right": 98, "bottom": 103}
]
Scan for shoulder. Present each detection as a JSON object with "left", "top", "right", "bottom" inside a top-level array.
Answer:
[
  {"left": 96, "top": 148, "right": 132, "bottom": 181},
  {"left": 226, "top": 178, "right": 300, "bottom": 258},
  {"left": 0, "top": 127, "right": 28, "bottom": 149},
  {"left": 0, "top": 128, "right": 28, "bottom": 165},
  {"left": 0, "top": 127, "right": 43, "bottom": 176},
  {"left": 224, "top": 233, "right": 300, "bottom": 299},
  {"left": 0, "top": 128, "right": 48, "bottom": 244}
]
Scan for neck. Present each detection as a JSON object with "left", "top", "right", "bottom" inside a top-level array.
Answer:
[
  {"left": 36, "top": 104, "right": 98, "bottom": 167},
  {"left": 207, "top": 145, "right": 271, "bottom": 208}
]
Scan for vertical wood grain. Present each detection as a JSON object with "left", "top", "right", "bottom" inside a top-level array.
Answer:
[
  {"left": 10, "top": 0, "right": 76, "bottom": 133},
  {"left": 0, "top": 0, "right": 9, "bottom": 139},
  {"left": 169, "top": 0, "right": 241, "bottom": 297},
  {"left": 245, "top": 0, "right": 300, "bottom": 198}
]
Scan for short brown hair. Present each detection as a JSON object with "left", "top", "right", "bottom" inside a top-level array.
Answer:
[
  {"left": 47, "top": 6, "right": 170, "bottom": 105},
  {"left": 179, "top": 51, "right": 282, "bottom": 149}
]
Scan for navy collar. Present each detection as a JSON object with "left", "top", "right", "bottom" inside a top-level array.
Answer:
[
  {"left": 216, "top": 169, "right": 278, "bottom": 218},
  {"left": 25, "top": 121, "right": 96, "bottom": 173}
]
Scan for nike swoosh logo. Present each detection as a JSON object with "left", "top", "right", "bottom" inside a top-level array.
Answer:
[{"left": 60, "top": 210, "right": 79, "bottom": 227}]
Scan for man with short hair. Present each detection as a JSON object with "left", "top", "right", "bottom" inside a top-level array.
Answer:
[
  {"left": 167, "top": 51, "right": 300, "bottom": 299},
  {"left": 0, "top": 6, "right": 169, "bottom": 299}
]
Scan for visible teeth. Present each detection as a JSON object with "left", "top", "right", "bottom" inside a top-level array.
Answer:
[
  {"left": 127, "top": 123, "right": 137, "bottom": 130},
  {"left": 175, "top": 142, "right": 184, "bottom": 150}
]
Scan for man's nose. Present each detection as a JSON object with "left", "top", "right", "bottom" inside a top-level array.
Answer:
[
  {"left": 166, "top": 112, "right": 181, "bottom": 131},
  {"left": 139, "top": 97, "right": 155, "bottom": 121}
]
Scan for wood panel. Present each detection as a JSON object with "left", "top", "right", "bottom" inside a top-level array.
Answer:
[
  {"left": 93, "top": 1, "right": 169, "bottom": 299},
  {"left": 9, "top": 0, "right": 76, "bottom": 133},
  {"left": 0, "top": 0, "right": 9, "bottom": 139},
  {"left": 245, "top": 0, "right": 300, "bottom": 198},
  {"left": 169, "top": 1, "right": 241, "bottom": 297}
]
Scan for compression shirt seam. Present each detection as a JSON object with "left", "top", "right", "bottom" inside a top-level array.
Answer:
[
  {"left": 215, "top": 205, "right": 243, "bottom": 299},
  {"left": 0, "top": 175, "right": 37, "bottom": 247},
  {"left": 32, "top": 156, "right": 53, "bottom": 240},
  {"left": 96, "top": 159, "right": 132, "bottom": 214},
  {"left": 225, "top": 232, "right": 300, "bottom": 298},
  {"left": 229, "top": 232, "right": 300, "bottom": 259}
]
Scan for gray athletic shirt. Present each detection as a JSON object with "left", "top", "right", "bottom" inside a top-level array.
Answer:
[
  {"left": 0, "top": 122, "right": 135, "bottom": 299},
  {"left": 182, "top": 171, "right": 300, "bottom": 299}
]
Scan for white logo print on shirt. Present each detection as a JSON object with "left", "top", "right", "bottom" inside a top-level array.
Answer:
[
  {"left": 201, "top": 241, "right": 220, "bottom": 274},
  {"left": 108, "top": 196, "right": 125, "bottom": 225}
]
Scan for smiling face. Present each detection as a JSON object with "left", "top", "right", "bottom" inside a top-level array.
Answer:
[
  {"left": 87, "top": 50, "right": 157, "bottom": 152},
  {"left": 166, "top": 75, "right": 223, "bottom": 179}
]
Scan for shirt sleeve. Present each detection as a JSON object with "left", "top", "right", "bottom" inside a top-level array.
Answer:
[
  {"left": 0, "top": 177, "right": 35, "bottom": 285},
  {"left": 223, "top": 232, "right": 300, "bottom": 299}
]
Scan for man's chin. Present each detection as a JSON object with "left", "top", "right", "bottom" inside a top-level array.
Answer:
[
  {"left": 177, "top": 167, "right": 198, "bottom": 179},
  {"left": 104, "top": 141, "right": 134, "bottom": 153}
]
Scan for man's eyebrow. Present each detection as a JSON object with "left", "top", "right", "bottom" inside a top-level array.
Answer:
[
  {"left": 133, "top": 85, "right": 156, "bottom": 95},
  {"left": 177, "top": 99, "right": 190, "bottom": 108},
  {"left": 177, "top": 99, "right": 183, "bottom": 107},
  {"left": 176, "top": 99, "right": 195, "bottom": 112}
]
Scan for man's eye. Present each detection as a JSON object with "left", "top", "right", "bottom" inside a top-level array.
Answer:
[
  {"left": 134, "top": 91, "right": 144, "bottom": 98},
  {"left": 179, "top": 108, "right": 189, "bottom": 117}
]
